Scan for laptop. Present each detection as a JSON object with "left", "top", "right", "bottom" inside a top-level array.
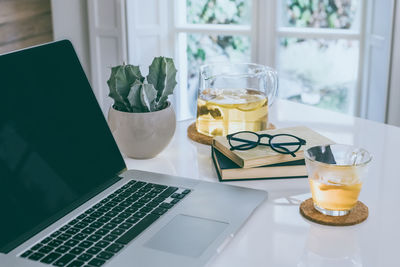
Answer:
[{"left": 0, "top": 40, "right": 267, "bottom": 267}]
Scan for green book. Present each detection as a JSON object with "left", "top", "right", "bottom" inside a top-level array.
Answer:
[{"left": 212, "top": 147, "right": 308, "bottom": 182}]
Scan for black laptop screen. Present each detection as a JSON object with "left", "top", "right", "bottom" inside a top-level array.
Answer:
[{"left": 0, "top": 41, "right": 126, "bottom": 252}]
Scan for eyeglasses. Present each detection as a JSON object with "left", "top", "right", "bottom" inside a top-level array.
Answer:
[{"left": 227, "top": 131, "right": 306, "bottom": 157}]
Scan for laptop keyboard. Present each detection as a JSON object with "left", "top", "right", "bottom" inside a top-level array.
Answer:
[{"left": 19, "top": 179, "right": 191, "bottom": 267}]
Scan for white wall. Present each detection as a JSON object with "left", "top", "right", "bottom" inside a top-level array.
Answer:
[
  {"left": 387, "top": 1, "right": 400, "bottom": 127},
  {"left": 51, "top": 0, "right": 91, "bottom": 81}
]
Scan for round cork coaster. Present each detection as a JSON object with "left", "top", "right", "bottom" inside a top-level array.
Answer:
[
  {"left": 187, "top": 122, "right": 276, "bottom": 145},
  {"left": 300, "top": 198, "right": 368, "bottom": 226}
]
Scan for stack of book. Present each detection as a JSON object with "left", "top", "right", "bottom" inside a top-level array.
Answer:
[{"left": 211, "top": 126, "right": 333, "bottom": 182}]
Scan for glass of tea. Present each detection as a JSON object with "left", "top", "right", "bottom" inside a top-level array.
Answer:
[
  {"left": 196, "top": 63, "right": 278, "bottom": 137},
  {"left": 304, "top": 144, "right": 372, "bottom": 216}
]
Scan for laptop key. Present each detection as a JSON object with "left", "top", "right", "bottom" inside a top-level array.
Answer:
[
  {"left": 87, "top": 246, "right": 101, "bottom": 255},
  {"left": 93, "top": 203, "right": 102, "bottom": 209},
  {"left": 82, "top": 217, "right": 96, "bottom": 224},
  {"left": 182, "top": 189, "right": 191, "bottom": 194},
  {"left": 70, "top": 247, "right": 85, "bottom": 255},
  {"left": 97, "top": 251, "right": 114, "bottom": 260},
  {"left": 140, "top": 207, "right": 153, "bottom": 213},
  {"left": 146, "top": 201, "right": 160, "bottom": 208},
  {"left": 95, "top": 229, "right": 109, "bottom": 236},
  {"left": 77, "top": 253, "right": 93, "bottom": 261},
  {"left": 152, "top": 184, "right": 167, "bottom": 189},
  {"left": 77, "top": 214, "right": 86, "bottom": 220},
  {"left": 72, "top": 233, "right": 88, "bottom": 241},
  {"left": 78, "top": 240, "right": 93, "bottom": 248},
  {"left": 40, "top": 237, "right": 53, "bottom": 244},
  {"left": 103, "top": 234, "right": 118, "bottom": 242},
  {"left": 151, "top": 208, "right": 168, "bottom": 216},
  {"left": 132, "top": 181, "right": 146, "bottom": 188},
  {"left": 95, "top": 240, "right": 110, "bottom": 248},
  {"left": 66, "top": 228, "right": 80, "bottom": 235},
  {"left": 125, "top": 207, "right": 139, "bottom": 213},
  {"left": 103, "top": 223, "right": 118, "bottom": 230},
  {"left": 112, "top": 206, "right": 125, "bottom": 213},
  {"left": 97, "top": 207, "right": 111, "bottom": 213},
  {"left": 105, "top": 243, "right": 124, "bottom": 253},
  {"left": 110, "top": 217, "right": 124, "bottom": 224},
  {"left": 115, "top": 214, "right": 160, "bottom": 245},
  {"left": 125, "top": 217, "right": 139, "bottom": 224},
  {"left": 111, "top": 228, "right": 125, "bottom": 235},
  {"left": 104, "top": 211, "right": 119, "bottom": 217},
  {"left": 138, "top": 197, "right": 152, "bottom": 203},
  {"left": 146, "top": 192, "right": 158, "bottom": 198},
  {"left": 48, "top": 240, "right": 63, "bottom": 247},
  {"left": 96, "top": 217, "right": 109, "bottom": 223},
  {"left": 84, "top": 208, "right": 96, "bottom": 214},
  {"left": 20, "top": 250, "right": 33, "bottom": 258},
  {"left": 117, "top": 212, "right": 131, "bottom": 219},
  {"left": 111, "top": 196, "right": 124, "bottom": 202},
  {"left": 159, "top": 187, "right": 178, "bottom": 198},
  {"left": 91, "top": 211, "right": 103, "bottom": 218},
  {"left": 53, "top": 254, "right": 75, "bottom": 266},
  {"left": 66, "top": 260, "right": 85, "bottom": 267},
  {"left": 104, "top": 201, "right": 118, "bottom": 208},
  {"left": 55, "top": 245, "right": 70, "bottom": 254},
  {"left": 60, "top": 225, "right": 70, "bottom": 231},
  {"left": 74, "top": 222, "right": 88, "bottom": 229},
  {"left": 65, "top": 239, "right": 80, "bottom": 247},
  {"left": 119, "top": 192, "right": 131, "bottom": 198},
  {"left": 30, "top": 243, "right": 42, "bottom": 250},
  {"left": 40, "top": 252, "right": 61, "bottom": 264},
  {"left": 91, "top": 221, "right": 104, "bottom": 228},
  {"left": 82, "top": 227, "right": 96, "bottom": 234},
  {"left": 153, "top": 197, "right": 165, "bottom": 203},
  {"left": 38, "top": 246, "right": 53, "bottom": 254},
  {"left": 58, "top": 234, "right": 72, "bottom": 241},
  {"left": 160, "top": 202, "right": 174, "bottom": 209},
  {"left": 87, "top": 258, "right": 106, "bottom": 267},
  {"left": 50, "top": 231, "right": 62, "bottom": 238},
  {"left": 68, "top": 219, "right": 79, "bottom": 226},
  {"left": 171, "top": 199, "right": 180, "bottom": 204},
  {"left": 132, "top": 212, "right": 146, "bottom": 218},
  {"left": 87, "top": 234, "right": 102, "bottom": 242},
  {"left": 118, "top": 223, "right": 132, "bottom": 229},
  {"left": 28, "top": 252, "right": 45, "bottom": 261}
]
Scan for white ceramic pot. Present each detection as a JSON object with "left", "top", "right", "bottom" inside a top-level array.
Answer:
[{"left": 107, "top": 102, "right": 176, "bottom": 159}]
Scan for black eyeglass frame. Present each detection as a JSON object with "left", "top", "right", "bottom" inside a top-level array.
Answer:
[{"left": 226, "top": 131, "right": 307, "bottom": 157}]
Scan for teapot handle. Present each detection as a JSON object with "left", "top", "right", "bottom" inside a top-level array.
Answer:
[{"left": 265, "top": 67, "right": 278, "bottom": 106}]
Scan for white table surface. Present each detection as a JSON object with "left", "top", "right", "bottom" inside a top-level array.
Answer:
[{"left": 124, "top": 99, "right": 400, "bottom": 267}]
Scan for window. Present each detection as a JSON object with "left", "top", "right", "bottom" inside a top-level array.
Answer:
[
  {"left": 173, "top": 0, "right": 364, "bottom": 119},
  {"left": 88, "top": 0, "right": 394, "bottom": 123},
  {"left": 276, "top": 0, "right": 362, "bottom": 115}
]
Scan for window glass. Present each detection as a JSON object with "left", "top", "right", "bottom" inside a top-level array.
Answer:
[
  {"left": 186, "top": 0, "right": 252, "bottom": 25},
  {"left": 279, "top": 0, "right": 360, "bottom": 30},
  {"left": 277, "top": 38, "right": 359, "bottom": 114}
]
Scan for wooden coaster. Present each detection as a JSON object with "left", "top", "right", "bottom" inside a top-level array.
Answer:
[
  {"left": 300, "top": 198, "right": 368, "bottom": 226},
  {"left": 187, "top": 122, "right": 276, "bottom": 145}
]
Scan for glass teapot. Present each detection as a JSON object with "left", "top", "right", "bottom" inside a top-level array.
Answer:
[{"left": 196, "top": 63, "right": 278, "bottom": 137}]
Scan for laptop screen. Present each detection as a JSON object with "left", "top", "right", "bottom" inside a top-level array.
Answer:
[{"left": 0, "top": 40, "right": 126, "bottom": 252}]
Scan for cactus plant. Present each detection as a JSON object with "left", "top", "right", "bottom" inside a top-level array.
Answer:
[{"left": 107, "top": 57, "right": 177, "bottom": 112}]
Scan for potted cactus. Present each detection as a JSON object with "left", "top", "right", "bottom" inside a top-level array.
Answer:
[{"left": 107, "top": 57, "right": 177, "bottom": 159}]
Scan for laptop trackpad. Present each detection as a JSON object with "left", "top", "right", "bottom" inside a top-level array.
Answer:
[{"left": 145, "top": 214, "right": 229, "bottom": 258}]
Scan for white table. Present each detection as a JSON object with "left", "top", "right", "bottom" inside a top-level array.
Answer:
[{"left": 124, "top": 99, "right": 400, "bottom": 267}]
